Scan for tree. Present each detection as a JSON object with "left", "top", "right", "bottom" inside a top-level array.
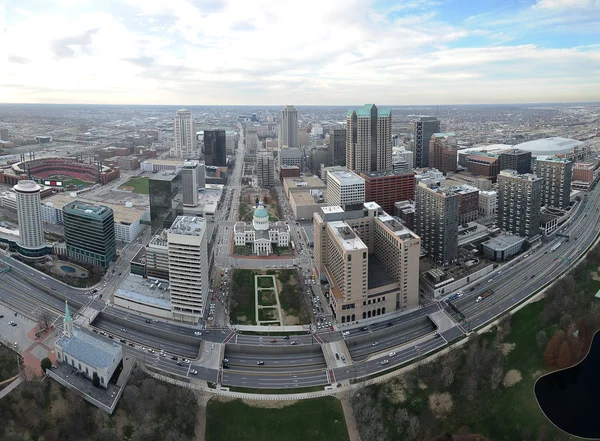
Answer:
[
  {"left": 37, "top": 310, "right": 52, "bottom": 331},
  {"left": 536, "top": 330, "right": 548, "bottom": 349},
  {"left": 490, "top": 366, "right": 504, "bottom": 390},
  {"left": 556, "top": 341, "right": 572, "bottom": 369},
  {"left": 440, "top": 366, "right": 455, "bottom": 388},
  {"left": 40, "top": 357, "right": 52, "bottom": 373},
  {"left": 543, "top": 335, "right": 560, "bottom": 366},
  {"left": 560, "top": 314, "right": 572, "bottom": 330},
  {"left": 92, "top": 372, "right": 100, "bottom": 388}
]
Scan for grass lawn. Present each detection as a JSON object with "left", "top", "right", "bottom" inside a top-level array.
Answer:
[
  {"left": 233, "top": 245, "right": 251, "bottom": 256},
  {"left": 48, "top": 175, "right": 91, "bottom": 187},
  {"left": 121, "top": 176, "right": 149, "bottom": 194},
  {"left": 230, "top": 269, "right": 256, "bottom": 325},
  {"left": 258, "top": 308, "right": 278, "bottom": 322},
  {"left": 206, "top": 397, "right": 350, "bottom": 441},
  {"left": 257, "top": 276, "right": 274, "bottom": 288},
  {"left": 259, "top": 290, "right": 277, "bottom": 306}
]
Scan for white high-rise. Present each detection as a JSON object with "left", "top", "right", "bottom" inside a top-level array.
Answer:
[
  {"left": 14, "top": 180, "right": 44, "bottom": 250},
  {"left": 279, "top": 105, "right": 298, "bottom": 149},
  {"left": 173, "top": 109, "right": 196, "bottom": 158},
  {"left": 167, "top": 216, "right": 208, "bottom": 323},
  {"left": 326, "top": 170, "right": 365, "bottom": 208}
]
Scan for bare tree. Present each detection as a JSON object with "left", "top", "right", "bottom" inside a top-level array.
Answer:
[
  {"left": 37, "top": 310, "right": 53, "bottom": 331},
  {"left": 440, "top": 366, "right": 455, "bottom": 388},
  {"left": 536, "top": 330, "right": 548, "bottom": 349},
  {"left": 490, "top": 366, "right": 504, "bottom": 390}
]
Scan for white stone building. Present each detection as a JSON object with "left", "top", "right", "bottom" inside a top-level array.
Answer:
[{"left": 234, "top": 201, "right": 290, "bottom": 255}]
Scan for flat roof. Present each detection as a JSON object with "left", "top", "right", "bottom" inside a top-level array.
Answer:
[
  {"left": 329, "top": 221, "right": 367, "bottom": 251},
  {"left": 169, "top": 216, "right": 206, "bottom": 235},
  {"left": 321, "top": 205, "right": 345, "bottom": 214},
  {"left": 115, "top": 274, "right": 171, "bottom": 309},
  {"left": 482, "top": 234, "right": 525, "bottom": 250},
  {"left": 291, "top": 191, "right": 322, "bottom": 205},
  {"left": 43, "top": 193, "right": 147, "bottom": 224},
  {"left": 284, "top": 176, "right": 326, "bottom": 188},
  {"left": 364, "top": 201, "right": 380, "bottom": 210},
  {"left": 145, "top": 158, "right": 185, "bottom": 165},
  {"left": 328, "top": 170, "right": 364, "bottom": 185},
  {"left": 360, "top": 170, "right": 414, "bottom": 179}
]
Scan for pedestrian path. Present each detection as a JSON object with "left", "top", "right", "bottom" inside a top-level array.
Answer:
[{"left": 0, "top": 375, "right": 22, "bottom": 400}]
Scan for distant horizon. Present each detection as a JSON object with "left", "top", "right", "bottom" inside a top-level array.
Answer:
[
  {"left": 1, "top": 101, "right": 599, "bottom": 108},
  {"left": 1, "top": 0, "right": 599, "bottom": 104}
]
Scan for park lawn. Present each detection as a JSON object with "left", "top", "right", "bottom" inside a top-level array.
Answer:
[
  {"left": 206, "top": 397, "right": 350, "bottom": 441},
  {"left": 122, "top": 177, "right": 149, "bottom": 194},
  {"left": 258, "top": 308, "right": 278, "bottom": 322},
  {"left": 259, "top": 290, "right": 277, "bottom": 306},
  {"left": 230, "top": 269, "right": 256, "bottom": 325},
  {"left": 257, "top": 276, "right": 274, "bottom": 289}
]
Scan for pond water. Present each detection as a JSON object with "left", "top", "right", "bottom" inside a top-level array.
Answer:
[
  {"left": 534, "top": 331, "right": 600, "bottom": 438},
  {"left": 60, "top": 265, "right": 76, "bottom": 273}
]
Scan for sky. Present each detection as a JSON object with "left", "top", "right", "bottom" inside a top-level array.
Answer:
[{"left": 0, "top": 0, "right": 599, "bottom": 105}]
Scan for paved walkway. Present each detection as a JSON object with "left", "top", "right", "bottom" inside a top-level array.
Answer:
[
  {"left": 340, "top": 393, "right": 361, "bottom": 441},
  {"left": 0, "top": 375, "right": 22, "bottom": 400}
]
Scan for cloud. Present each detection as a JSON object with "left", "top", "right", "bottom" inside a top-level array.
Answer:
[
  {"left": 534, "top": 0, "right": 600, "bottom": 9},
  {"left": 8, "top": 55, "right": 30, "bottom": 64},
  {"left": 230, "top": 20, "right": 255, "bottom": 31},
  {"left": 50, "top": 28, "right": 100, "bottom": 59}
]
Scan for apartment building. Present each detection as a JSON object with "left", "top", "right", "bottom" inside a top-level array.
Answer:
[
  {"left": 360, "top": 170, "right": 415, "bottom": 214},
  {"left": 415, "top": 182, "right": 459, "bottom": 266},
  {"left": 167, "top": 216, "right": 208, "bottom": 323},
  {"left": 429, "top": 132, "right": 458, "bottom": 174},
  {"left": 257, "top": 153, "right": 275, "bottom": 187},
  {"left": 496, "top": 170, "right": 543, "bottom": 238},
  {"left": 455, "top": 185, "right": 480, "bottom": 223},
  {"left": 534, "top": 157, "right": 573, "bottom": 209},
  {"left": 479, "top": 191, "right": 497, "bottom": 218}
]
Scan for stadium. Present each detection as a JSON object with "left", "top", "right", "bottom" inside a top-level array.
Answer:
[
  {"left": 0, "top": 157, "right": 120, "bottom": 186},
  {"left": 512, "top": 137, "right": 589, "bottom": 159}
]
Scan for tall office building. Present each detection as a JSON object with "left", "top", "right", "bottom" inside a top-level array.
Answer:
[
  {"left": 329, "top": 128, "right": 347, "bottom": 166},
  {"left": 63, "top": 201, "right": 116, "bottom": 268},
  {"left": 146, "top": 229, "right": 169, "bottom": 280},
  {"left": 257, "top": 153, "right": 275, "bottom": 187},
  {"left": 346, "top": 104, "right": 392, "bottom": 173},
  {"left": 181, "top": 161, "right": 199, "bottom": 207},
  {"left": 360, "top": 170, "right": 415, "bottom": 214},
  {"left": 413, "top": 116, "right": 440, "bottom": 168},
  {"left": 149, "top": 171, "right": 182, "bottom": 231},
  {"left": 14, "top": 180, "right": 44, "bottom": 251},
  {"left": 326, "top": 170, "right": 365, "bottom": 209},
  {"left": 204, "top": 130, "right": 227, "bottom": 166},
  {"left": 415, "top": 182, "right": 459, "bottom": 266},
  {"left": 496, "top": 170, "right": 543, "bottom": 238},
  {"left": 534, "top": 157, "right": 573, "bottom": 209},
  {"left": 313, "top": 203, "right": 420, "bottom": 322},
  {"left": 246, "top": 126, "right": 259, "bottom": 157},
  {"left": 429, "top": 132, "right": 458, "bottom": 174},
  {"left": 225, "top": 131, "right": 236, "bottom": 154},
  {"left": 279, "top": 105, "right": 298, "bottom": 148},
  {"left": 196, "top": 162, "right": 206, "bottom": 190},
  {"left": 498, "top": 149, "right": 532, "bottom": 174},
  {"left": 173, "top": 109, "right": 195, "bottom": 158},
  {"left": 167, "top": 216, "right": 208, "bottom": 323}
]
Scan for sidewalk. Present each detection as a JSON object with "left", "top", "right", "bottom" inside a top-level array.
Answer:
[{"left": 0, "top": 375, "right": 22, "bottom": 400}]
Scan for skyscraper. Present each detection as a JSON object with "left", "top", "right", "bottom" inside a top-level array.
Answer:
[
  {"left": 257, "top": 153, "right": 275, "bottom": 187},
  {"left": 346, "top": 104, "right": 392, "bottom": 174},
  {"left": 279, "top": 105, "right": 298, "bottom": 148},
  {"left": 62, "top": 201, "right": 116, "bottom": 268},
  {"left": 360, "top": 170, "right": 415, "bottom": 215},
  {"left": 14, "top": 180, "right": 44, "bottom": 251},
  {"left": 415, "top": 182, "right": 459, "bottom": 266},
  {"left": 534, "top": 157, "right": 573, "bottom": 209},
  {"left": 496, "top": 170, "right": 543, "bottom": 238},
  {"left": 173, "top": 109, "right": 195, "bottom": 158},
  {"left": 413, "top": 116, "right": 440, "bottom": 168},
  {"left": 167, "top": 216, "right": 208, "bottom": 323},
  {"left": 429, "top": 132, "right": 458, "bottom": 174},
  {"left": 181, "top": 161, "right": 199, "bottom": 207},
  {"left": 326, "top": 170, "right": 365, "bottom": 209},
  {"left": 329, "top": 128, "right": 347, "bottom": 166},
  {"left": 204, "top": 130, "right": 227, "bottom": 166}
]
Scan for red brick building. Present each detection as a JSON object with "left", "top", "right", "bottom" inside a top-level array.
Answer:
[
  {"left": 467, "top": 153, "right": 500, "bottom": 181},
  {"left": 429, "top": 132, "right": 458, "bottom": 174},
  {"left": 280, "top": 165, "right": 301, "bottom": 180},
  {"left": 360, "top": 170, "right": 416, "bottom": 214}
]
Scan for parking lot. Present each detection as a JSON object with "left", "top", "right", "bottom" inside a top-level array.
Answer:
[{"left": 0, "top": 303, "right": 37, "bottom": 351}]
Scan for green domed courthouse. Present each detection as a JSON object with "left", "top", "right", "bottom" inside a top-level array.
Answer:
[{"left": 233, "top": 200, "right": 290, "bottom": 256}]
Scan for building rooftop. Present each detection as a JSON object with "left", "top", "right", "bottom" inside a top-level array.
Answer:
[
  {"left": 291, "top": 191, "right": 323, "bottom": 206},
  {"left": 131, "top": 248, "right": 146, "bottom": 266},
  {"left": 363, "top": 201, "right": 381, "bottom": 210},
  {"left": 321, "top": 206, "right": 345, "bottom": 214},
  {"left": 347, "top": 104, "right": 391, "bottom": 118},
  {"left": 467, "top": 152, "right": 499, "bottom": 162},
  {"left": 432, "top": 132, "right": 456, "bottom": 138},
  {"left": 63, "top": 201, "right": 111, "bottom": 217},
  {"left": 44, "top": 193, "right": 147, "bottom": 225},
  {"left": 514, "top": 137, "right": 584, "bottom": 155},
  {"left": 284, "top": 176, "right": 326, "bottom": 188},
  {"left": 360, "top": 170, "right": 414, "bottom": 179},
  {"left": 328, "top": 170, "right": 364, "bottom": 186},
  {"left": 149, "top": 229, "right": 168, "bottom": 247},
  {"left": 145, "top": 158, "right": 185, "bottom": 166},
  {"left": 169, "top": 216, "right": 206, "bottom": 236},
  {"left": 482, "top": 234, "right": 525, "bottom": 250},
  {"left": 498, "top": 170, "right": 543, "bottom": 181},
  {"left": 14, "top": 180, "right": 40, "bottom": 193},
  {"left": 377, "top": 215, "right": 418, "bottom": 240},
  {"left": 115, "top": 274, "right": 171, "bottom": 309},
  {"left": 329, "top": 221, "right": 367, "bottom": 251},
  {"left": 149, "top": 170, "right": 181, "bottom": 182},
  {"left": 56, "top": 329, "right": 122, "bottom": 369},
  {"left": 535, "top": 156, "right": 572, "bottom": 164}
]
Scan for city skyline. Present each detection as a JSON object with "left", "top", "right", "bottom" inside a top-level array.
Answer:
[{"left": 1, "top": 0, "right": 599, "bottom": 105}]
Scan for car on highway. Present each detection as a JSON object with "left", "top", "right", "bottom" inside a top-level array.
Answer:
[
  {"left": 269, "top": 339, "right": 277, "bottom": 343},
  {"left": 342, "top": 331, "right": 350, "bottom": 336},
  {"left": 190, "top": 370, "right": 198, "bottom": 375},
  {"left": 476, "top": 296, "right": 483, "bottom": 303},
  {"left": 145, "top": 319, "right": 151, "bottom": 323},
  {"left": 176, "top": 361, "right": 184, "bottom": 366},
  {"left": 51, "top": 287, "right": 56, "bottom": 291},
  {"left": 257, "top": 361, "right": 264, "bottom": 365},
  {"left": 290, "top": 341, "right": 297, "bottom": 345},
  {"left": 381, "top": 359, "right": 389, "bottom": 365},
  {"left": 282, "top": 335, "right": 290, "bottom": 340},
  {"left": 389, "top": 351, "right": 396, "bottom": 357},
  {"left": 194, "top": 331, "right": 202, "bottom": 336},
  {"left": 372, "top": 341, "right": 379, "bottom": 346}
]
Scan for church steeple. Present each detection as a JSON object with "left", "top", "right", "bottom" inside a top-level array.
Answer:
[{"left": 63, "top": 300, "right": 73, "bottom": 338}]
